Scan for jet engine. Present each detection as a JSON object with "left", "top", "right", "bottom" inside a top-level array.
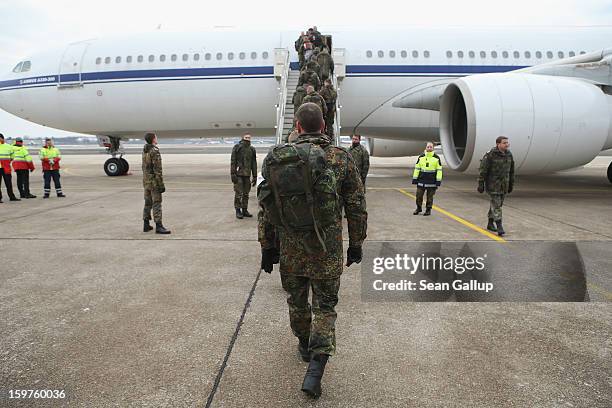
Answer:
[{"left": 368, "top": 138, "right": 428, "bottom": 157}]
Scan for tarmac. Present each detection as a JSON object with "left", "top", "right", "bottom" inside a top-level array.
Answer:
[{"left": 1, "top": 149, "right": 611, "bottom": 407}]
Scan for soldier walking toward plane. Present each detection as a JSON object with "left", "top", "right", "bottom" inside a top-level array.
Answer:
[
  {"left": 298, "top": 67, "right": 321, "bottom": 92},
  {"left": 142, "top": 132, "right": 170, "bottom": 234},
  {"left": 412, "top": 142, "right": 442, "bottom": 216},
  {"left": 478, "top": 136, "right": 514, "bottom": 236},
  {"left": 349, "top": 134, "right": 370, "bottom": 187},
  {"left": 302, "top": 85, "right": 327, "bottom": 118},
  {"left": 319, "top": 79, "right": 337, "bottom": 136},
  {"left": 292, "top": 85, "right": 306, "bottom": 111},
  {"left": 230, "top": 133, "right": 257, "bottom": 219},
  {"left": 295, "top": 32, "right": 306, "bottom": 69},
  {"left": 316, "top": 47, "right": 334, "bottom": 82},
  {"left": 39, "top": 137, "right": 65, "bottom": 199},
  {"left": 12, "top": 137, "right": 36, "bottom": 198},
  {"left": 258, "top": 103, "right": 367, "bottom": 399},
  {"left": 0, "top": 133, "right": 20, "bottom": 202}
]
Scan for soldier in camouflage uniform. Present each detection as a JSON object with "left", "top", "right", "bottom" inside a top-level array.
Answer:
[
  {"left": 478, "top": 136, "right": 515, "bottom": 236},
  {"left": 142, "top": 133, "right": 171, "bottom": 234},
  {"left": 348, "top": 134, "right": 370, "bottom": 187},
  {"left": 316, "top": 47, "right": 334, "bottom": 82},
  {"left": 259, "top": 103, "right": 367, "bottom": 399},
  {"left": 230, "top": 133, "right": 257, "bottom": 219},
  {"left": 319, "top": 79, "right": 337, "bottom": 137},
  {"left": 292, "top": 86, "right": 306, "bottom": 111},
  {"left": 295, "top": 32, "right": 306, "bottom": 69},
  {"left": 298, "top": 68, "right": 321, "bottom": 91},
  {"left": 302, "top": 85, "right": 327, "bottom": 118}
]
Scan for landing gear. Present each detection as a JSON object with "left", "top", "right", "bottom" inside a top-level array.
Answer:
[
  {"left": 98, "top": 135, "right": 130, "bottom": 176},
  {"left": 608, "top": 162, "right": 612, "bottom": 183}
]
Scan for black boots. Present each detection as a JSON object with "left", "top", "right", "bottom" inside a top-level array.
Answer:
[
  {"left": 301, "top": 354, "right": 328, "bottom": 398},
  {"left": 143, "top": 220, "right": 153, "bottom": 232},
  {"left": 423, "top": 208, "right": 431, "bottom": 216},
  {"left": 27, "top": 193, "right": 36, "bottom": 198},
  {"left": 298, "top": 338, "right": 310, "bottom": 362},
  {"left": 9, "top": 196, "right": 20, "bottom": 201},
  {"left": 242, "top": 208, "right": 253, "bottom": 217},
  {"left": 487, "top": 218, "right": 497, "bottom": 232},
  {"left": 57, "top": 193, "right": 66, "bottom": 198},
  {"left": 413, "top": 207, "right": 421, "bottom": 215},
  {"left": 496, "top": 220, "right": 505, "bottom": 237},
  {"left": 155, "top": 223, "right": 171, "bottom": 234},
  {"left": 235, "top": 208, "right": 243, "bottom": 219}
]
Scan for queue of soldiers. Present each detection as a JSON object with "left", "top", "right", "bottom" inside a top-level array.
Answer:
[{"left": 0, "top": 134, "right": 66, "bottom": 203}]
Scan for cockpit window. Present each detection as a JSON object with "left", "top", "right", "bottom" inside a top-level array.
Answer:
[
  {"left": 12, "top": 62, "right": 23, "bottom": 73},
  {"left": 11, "top": 61, "right": 31, "bottom": 73}
]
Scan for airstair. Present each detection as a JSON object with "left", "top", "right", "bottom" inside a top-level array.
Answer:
[{"left": 274, "top": 47, "right": 345, "bottom": 146}]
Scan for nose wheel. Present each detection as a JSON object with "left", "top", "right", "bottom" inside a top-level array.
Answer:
[{"left": 104, "top": 158, "right": 129, "bottom": 176}]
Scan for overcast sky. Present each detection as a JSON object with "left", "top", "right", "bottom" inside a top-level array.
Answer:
[{"left": 0, "top": 0, "right": 611, "bottom": 138}]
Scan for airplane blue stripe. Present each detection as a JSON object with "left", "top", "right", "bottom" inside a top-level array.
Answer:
[{"left": 0, "top": 64, "right": 530, "bottom": 90}]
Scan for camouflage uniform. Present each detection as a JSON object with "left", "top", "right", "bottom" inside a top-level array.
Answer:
[
  {"left": 258, "top": 133, "right": 367, "bottom": 356},
  {"left": 302, "top": 92, "right": 327, "bottom": 117},
  {"left": 231, "top": 140, "right": 257, "bottom": 210},
  {"left": 305, "top": 60, "right": 321, "bottom": 80},
  {"left": 316, "top": 48, "right": 334, "bottom": 82},
  {"left": 295, "top": 35, "right": 305, "bottom": 69},
  {"left": 292, "top": 86, "right": 306, "bottom": 111},
  {"left": 319, "top": 84, "right": 337, "bottom": 136},
  {"left": 298, "top": 69, "right": 321, "bottom": 91},
  {"left": 478, "top": 147, "right": 515, "bottom": 221},
  {"left": 349, "top": 143, "right": 370, "bottom": 186},
  {"left": 142, "top": 143, "right": 165, "bottom": 223}
]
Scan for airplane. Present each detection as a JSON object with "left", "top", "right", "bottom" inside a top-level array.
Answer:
[{"left": 0, "top": 27, "right": 611, "bottom": 182}]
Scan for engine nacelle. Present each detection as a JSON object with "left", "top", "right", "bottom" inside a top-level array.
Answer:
[
  {"left": 439, "top": 73, "right": 611, "bottom": 174},
  {"left": 368, "top": 138, "right": 428, "bottom": 157}
]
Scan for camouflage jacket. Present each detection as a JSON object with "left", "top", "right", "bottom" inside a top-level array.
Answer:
[
  {"left": 305, "top": 60, "right": 321, "bottom": 78},
  {"left": 319, "top": 85, "right": 337, "bottom": 110},
  {"left": 258, "top": 133, "right": 367, "bottom": 279},
  {"left": 349, "top": 144, "right": 370, "bottom": 182},
  {"left": 316, "top": 51, "right": 334, "bottom": 78},
  {"left": 231, "top": 141, "right": 257, "bottom": 178},
  {"left": 478, "top": 147, "right": 515, "bottom": 194},
  {"left": 142, "top": 144, "right": 164, "bottom": 190},
  {"left": 298, "top": 70, "right": 321, "bottom": 91},
  {"left": 302, "top": 92, "right": 328, "bottom": 115},
  {"left": 292, "top": 87, "right": 306, "bottom": 110}
]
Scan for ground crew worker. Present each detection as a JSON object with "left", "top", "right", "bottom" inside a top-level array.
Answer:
[
  {"left": 39, "top": 138, "right": 65, "bottom": 199},
  {"left": 302, "top": 85, "right": 327, "bottom": 118},
  {"left": 0, "top": 133, "right": 20, "bottom": 202},
  {"left": 316, "top": 47, "right": 334, "bottom": 82},
  {"left": 142, "top": 133, "right": 170, "bottom": 234},
  {"left": 259, "top": 103, "right": 367, "bottom": 399},
  {"left": 349, "top": 134, "right": 370, "bottom": 187},
  {"left": 478, "top": 136, "right": 515, "bottom": 236},
  {"left": 298, "top": 68, "right": 321, "bottom": 91},
  {"left": 292, "top": 86, "right": 306, "bottom": 111},
  {"left": 319, "top": 79, "right": 337, "bottom": 136},
  {"left": 12, "top": 137, "right": 36, "bottom": 198},
  {"left": 230, "top": 133, "right": 257, "bottom": 219},
  {"left": 412, "top": 142, "right": 442, "bottom": 216}
]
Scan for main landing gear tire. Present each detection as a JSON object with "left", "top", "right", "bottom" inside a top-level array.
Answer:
[
  {"left": 104, "top": 158, "right": 123, "bottom": 176},
  {"left": 608, "top": 162, "right": 612, "bottom": 184},
  {"left": 119, "top": 158, "right": 129, "bottom": 174}
]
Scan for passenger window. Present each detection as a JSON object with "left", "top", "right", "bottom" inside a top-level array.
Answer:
[
  {"left": 401, "top": 50, "right": 407, "bottom": 58},
  {"left": 262, "top": 51, "right": 269, "bottom": 59},
  {"left": 424, "top": 50, "right": 430, "bottom": 58},
  {"left": 558, "top": 51, "right": 564, "bottom": 58},
  {"left": 457, "top": 51, "right": 464, "bottom": 58},
  {"left": 536, "top": 51, "right": 542, "bottom": 59},
  {"left": 468, "top": 51, "right": 475, "bottom": 58},
  {"left": 105, "top": 57, "right": 111, "bottom": 64},
  {"left": 126, "top": 56, "right": 132, "bottom": 63},
  {"left": 205, "top": 53, "right": 211, "bottom": 61},
  {"left": 21, "top": 61, "right": 31, "bottom": 72},
  {"left": 579, "top": 51, "right": 586, "bottom": 55},
  {"left": 239, "top": 52, "right": 245, "bottom": 60},
  {"left": 513, "top": 51, "right": 519, "bottom": 58},
  {"left": 366, "top": 50, "right": 372, "bottom": 58},
  {"left": 480, "top": 51, "right": 486, "bottom": 58},
  {"left": 491, "top": 51, "right": 498, "bottom": 58},
  {"left": 148, "top": 55, "right": 155, "bottom": 62},
  {"left": 137, "top": 55, "right": 144, "bottom": 63},
  {"left": 216, "top": 52, "right": 222, "bottom": 60},
  {"left": 228, "top": 52, "right": 234, "bottom": 60},
  {"left": 524, "top": 51, "right": 531, "bottom": 58},
  {"left": 251, "top": 52, "right": 257, "bottom": 59},
  {"left": 377, "top": 50, "right": 384, "bottom": 58},
  {"left": 171, "top": 54, "right": 178, "bottom": 62},
  {"left": 502, "top": 51, "right": 509, "bottom": 58},
  {"left": 115, "top": 56, "right": 121, "bottom": 63},
  {"left": 569, "top": 51, "right": 575, "bottom": 57},
  {"left": 159, "top": 55, "right": 166, "bottom": 62},
  {"left": 95, "top": 58, "right": 101, "bottom": 65},
  {"left": 183, "top": 54, "right": 189, "bottom": 62},
  {"left": 546, "top": 51, "right": 553, "bottom": 58},
  {"left": 389, "top": 50, "right": 396, "bottom": 58},
  {"left": 412, "top": 50, "right": 419, "bottom": 58},
  {"left": 446, "top": 51, "right": 452, "bottom": 58},
  {"left": 194, "top": 53, "right": 200, "bottom": 61}
]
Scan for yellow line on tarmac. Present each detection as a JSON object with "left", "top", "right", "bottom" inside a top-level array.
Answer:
[
  {"left": 586, "top": 283, "right": 612, "bottom": 301},
  {"left": 396, "top": 188, "right": 506, "bottom": 243},
  {"left": 62, "top": 167, "right": 79, "bottom": 176}
]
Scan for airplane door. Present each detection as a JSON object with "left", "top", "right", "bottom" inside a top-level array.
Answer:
[{"left": 58, "top": 41, "right": 90, "bottom": 88}]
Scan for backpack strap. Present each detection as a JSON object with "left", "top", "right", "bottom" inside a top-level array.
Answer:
[{"left": 297, "top": 144, "right": 327, "bottom": 253}]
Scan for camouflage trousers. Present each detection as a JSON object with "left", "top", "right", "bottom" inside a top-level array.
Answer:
[
  {"left": 487, "top": 193, "right": 505, "bottom": 221},
  {"left": 233, "top": 176, "right": 251, "bottom": 209},
  {"left": 143, "top": 187, "right": 162, "bottom": 223},
  {"left": 416, "top": 186, "right": 436, "bottom": 210},
  {"left": 281, "top": 274, "right": 341, "bottom": 356}
]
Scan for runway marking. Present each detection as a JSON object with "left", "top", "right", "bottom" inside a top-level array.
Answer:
[
  {"left": 62, "top": 167, "right": 80, "bottom": 176},
  {"left": 396, "top": 188, "right": 506, "bottom": 243},
  {"left": 586, "top": 283, "right": 612, "bottom": 301}
]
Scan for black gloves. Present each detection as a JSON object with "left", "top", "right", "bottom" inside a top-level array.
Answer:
[
  {"left": 412, "top": 179, "right": 418, "bottom": 185},
  {"left": 158, "top": 185, "right": 166, "bottom": 194},
  {"left": 251, "top": 177, "right": 257, "bottom": 187},
  {"left": 231, "top": 174, "right": 238, "bottom": 184},
  {"left": 477, "top": 181, "right": 485, "bottom": 194},
  {"left": 346, "top": 246, "right": 362, "bottom": 267},
  {"left": 261, "top": 247, "right": 280, "bottom": 273},
  {"left": 508, "top": 183, "right": 513, "bottom": 194}
]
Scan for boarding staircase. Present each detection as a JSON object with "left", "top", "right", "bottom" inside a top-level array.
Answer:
[{"left": 274, "top": 47, "right": 345, "bottom": 146}]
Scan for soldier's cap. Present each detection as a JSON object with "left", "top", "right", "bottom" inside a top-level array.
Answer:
[
  {"left": 144, "top": 133, "right": 156, "bottom": 144},
  {"left": 15, "top": 137, "right": 23, "bottom": 142}
]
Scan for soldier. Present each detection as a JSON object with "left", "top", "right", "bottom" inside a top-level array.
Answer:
[
  {"left": 0, "top": 133, "right": 20, "bottom": 202},
  {"left": 298, "top": 67, "right": 321, "bottom": 91},
  {"left": 142, "top": 132, "right": 171, "bottom": 234},
  {"left": 412, "top": 142, "right": 442, "bottom": 216},
  {"left": 230, "top": 133, "right": 257, "bottom": 219},
  {"left": 302, "top": 85, "right": 327, "bottom": 118},
  {"left": 258, "top": 103, "right": 367, "bottom": 399},
  {"left": 12, "top": 137, "right": 36, "bottom": 198},
  {"left": 39, "top": 137, "right": 65, "bottom": 199},
  {"left": 478, "top": 136, "right": 515, "bottom": 236},
  {"left": 316, "top": 47, "right": 334, "bottom": 82},
  {"left": 319, "top": 79, "right": 337, "bottom": 136},
  {"left": 349, "top": 134, "right": 370, "bottom": 188},
  {"left": 292, "top": 85, "right": 306, "bottom": 111},
  {"left": 295, "top": 32, "right": 305, "bottom": 69},
  {"left": 305, "top": 59, "right": 321, "bottom": 81}
]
